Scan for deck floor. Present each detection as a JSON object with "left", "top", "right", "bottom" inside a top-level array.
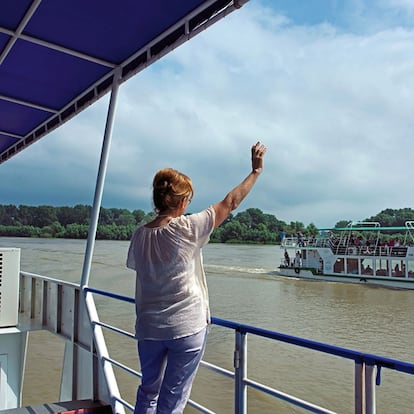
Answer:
[{"left": 0, "top": 399, "right": 112, "bottom": 414}]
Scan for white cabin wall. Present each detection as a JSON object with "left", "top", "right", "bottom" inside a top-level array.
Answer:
[{"left": 0, "top": 330, "right": 28, "bottom": 409}]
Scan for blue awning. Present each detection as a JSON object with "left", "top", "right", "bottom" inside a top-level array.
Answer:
[{"left": 0, "top": 0, "right": 246, "bottom": 163}]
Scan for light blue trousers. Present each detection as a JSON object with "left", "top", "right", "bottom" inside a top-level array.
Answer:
[{"left": 134, "top": 327, "right": 208, "bottom": 414}]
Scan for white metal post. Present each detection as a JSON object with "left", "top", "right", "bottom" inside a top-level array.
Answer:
[
  {"left": 365, "top": 363, "right": 376, "bottom": 414},
  {"left": 80, "top": 69, "right": 121, "bottom": 287},
  {"left": 354, "top": 361, "right": 365, "bottom": 414}
]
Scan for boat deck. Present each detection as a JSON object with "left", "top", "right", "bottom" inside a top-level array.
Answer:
[{"left": 0, "top": 400, "right": 112, "bottom": 414}]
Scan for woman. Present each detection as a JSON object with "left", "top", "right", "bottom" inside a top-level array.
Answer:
[{"left": 127, "top": 141, "right": 266, "bottom": 414}]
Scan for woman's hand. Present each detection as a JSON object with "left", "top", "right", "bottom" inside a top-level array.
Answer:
[{"left": 251, "top": 141, "right": 266, "bottom": 174}]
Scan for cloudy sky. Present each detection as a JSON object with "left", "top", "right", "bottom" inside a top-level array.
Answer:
[{"left": 1, "top": 0, "right": 414, "bottom": 228}]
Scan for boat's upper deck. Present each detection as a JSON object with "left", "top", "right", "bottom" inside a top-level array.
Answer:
[
  {"left": 282, "top": 221, "right": 414, "bottom": 259},
  {"left": 282, "top": 236, "right": 412, "bottom": 258}
]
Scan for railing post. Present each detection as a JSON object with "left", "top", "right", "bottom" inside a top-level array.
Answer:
[
  {"left": 354, "top": 361, "right": 365, "bottom": 414},
  {"left": 234, "top": 330, "right": 247, "bottom": 414},
  {"left": 365, "top": 362, "right": 376, "bottom": 414}
]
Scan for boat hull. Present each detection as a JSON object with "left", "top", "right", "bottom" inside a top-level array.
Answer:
[{"left": 277, "top": 267, "right": 414, "bottom": 290}]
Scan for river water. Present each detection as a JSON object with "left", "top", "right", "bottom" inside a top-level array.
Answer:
[{"left": 1, "top": 237, "right": 413, "bottom": 413}]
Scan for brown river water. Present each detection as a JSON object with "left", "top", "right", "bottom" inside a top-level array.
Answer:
[{"left": 1, "top": 237, "right": 413, "bottom": 413}]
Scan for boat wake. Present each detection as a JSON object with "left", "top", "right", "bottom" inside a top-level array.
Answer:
[{"left": 205, "top": 263, "right": 269, "bottom": 276}]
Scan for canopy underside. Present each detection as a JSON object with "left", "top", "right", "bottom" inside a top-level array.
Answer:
[{"left": 0, "top": 0, "right": 246, "bottom": 164}]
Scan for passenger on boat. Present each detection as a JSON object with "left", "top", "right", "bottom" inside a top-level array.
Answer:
[
  {"left": 294, "top": 251, "right": 302, "bottom": 267},
  {"left": 126, "top": 142, "right": 266, "bottom": 414},
  {"left": 284, "top": 249, "right": 290, "bottom": 266},
  {"left": 318, "top": 258, "right": 323, "bottom": 273},
  {"left": 297, "top": 231, "right": 304, "bottom": 246}
]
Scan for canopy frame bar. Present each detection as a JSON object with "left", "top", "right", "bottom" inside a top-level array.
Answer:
[
  {"left": 0, "top": 25, "right": 117, "bottom": 69},
  {"left": 0, "top": 0, "right": 42, "bottom": 65}
]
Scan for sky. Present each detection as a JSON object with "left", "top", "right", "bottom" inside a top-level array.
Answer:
[{"left": 1, "top": 0, "right": 414, "bottom": 228}]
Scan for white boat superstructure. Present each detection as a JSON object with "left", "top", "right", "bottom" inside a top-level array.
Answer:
[{"left": 279, "top": 221, "right": 414, "bottom": 289}]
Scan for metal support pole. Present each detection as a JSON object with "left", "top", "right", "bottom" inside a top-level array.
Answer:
[
  {"left": 354, "top": 361, "right": 365, "bottom": 414},
  {"left": 80, "top": 69, "right": 121, "bottom": 287},
  {"left": 234, "top": 330, "right": 247, "bottom": 414},
  {"left": 365, "top": 363, "right": 376, "bottom": 414}
]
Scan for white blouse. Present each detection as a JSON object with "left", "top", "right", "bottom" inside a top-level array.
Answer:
[{"left": 126, "top": 207, "right": 215, "bottom": 340}]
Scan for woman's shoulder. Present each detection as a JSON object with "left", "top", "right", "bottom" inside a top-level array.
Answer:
[{"left": 177, "top": 206, "right": 215, "bottom": 225}]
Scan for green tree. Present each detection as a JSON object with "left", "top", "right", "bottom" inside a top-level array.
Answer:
[
  {"left": 0, "top": 205, "right": 19, "bottom": 225},
  {"left": 56, "top": 206, "right": 78, "bottom": 226},
  {"left": 334, "top": 220, "right": 351, "bottom": 228},
  {"left": 132, "top": 209, "right": 146, "bottom": 225},
  {"left": 64, "top": 223, "right": 89, "bottom": 239},
  {"left": 114, "top": 210, "right": 136, "bottom": 226},
  {"left": 306, "top": 223, "right": 319, "bottom": 237},
  {"left": 72, "top": 205, "right": 91, "bottom": 225},
  {"left": 33, "top": 206, "right": 58, "bottom": 227},
  {"left": 221, "top": 221, "right": 248, "bottom": 243}
]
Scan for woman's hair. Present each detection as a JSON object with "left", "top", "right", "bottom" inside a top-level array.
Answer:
[{"left": 152, "top": 168, "right": 194, "bottom": 213}]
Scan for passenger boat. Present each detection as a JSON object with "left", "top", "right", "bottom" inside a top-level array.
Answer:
[
  {"left": 279, "top": 221, "right": 414, "bottom": 290},
  {"left": 1, "top": 1, "right": 414, "bottom": 414}
]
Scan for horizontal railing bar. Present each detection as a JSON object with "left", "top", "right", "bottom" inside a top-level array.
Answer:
[
  {"left": 84, "top": 286, "right": 135, "bottom": 303},
  {"left": 102, "top": 355, "right": 142, "bottom": 379},
  {"left": 111, "top": 395, "right": 134, "bottom": 413},
  {"left": 21, "top": 271, "right": 80, "bottom": 288},
  {"left": 245, "top": 377, "right": 337, "bottom": 414},
  {"left": 187, "top": 398, "right": 217, "bottom": 414},
  {"left": 212, "top": 317, "right": 414, "bottom": 375},
  {"left": 200, "top": 360, "right": 234, "bottom": 379},
  {"left": 93, "top": 320, "right": 135, "bottom": 340}
]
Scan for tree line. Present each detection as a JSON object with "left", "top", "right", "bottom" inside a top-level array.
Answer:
[{"left": 0, "top": 204, "right": 413, "bottom": 243}]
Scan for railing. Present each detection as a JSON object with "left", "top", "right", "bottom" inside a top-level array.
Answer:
[
  {"left": 83, "top": 287, "right": 414, "bottom": 414},
  {"left": 282, "top": 237, "right": 331, "bottom": 248},
  {"left": 18, "top": 271, "right": 126, "bottom": 414},
  {"left": 282, "top": 238, "right": 409, "bottom": 257}
]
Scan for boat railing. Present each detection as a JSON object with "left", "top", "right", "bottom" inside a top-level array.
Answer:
[
  {"left": 83, "top": 286, "right": 414, "bottom": 414},
  {"left": 282, "top": 237, "right": 331, "bottom": 248},
  {"left": 17, "top": 271, "right": 125, "bottom": 414},
  {"left": 331, "top": 244, "right": 408, "bottom": 257},
  {"left": 282, "top": 237, "right": 408, "bottom": 258}
]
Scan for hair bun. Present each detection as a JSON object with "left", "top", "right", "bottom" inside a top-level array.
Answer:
[{"left": 155, "top": 180, "right": 170, "bottom": 193}]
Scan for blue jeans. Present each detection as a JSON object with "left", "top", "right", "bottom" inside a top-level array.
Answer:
[{"left": 134, "top": 327, "right": 208, "bottom": 414}]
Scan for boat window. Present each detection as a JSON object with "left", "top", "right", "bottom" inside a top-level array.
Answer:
[
  {"left": 333, "top": 258, "right": 344, "bottom": 273},
  {"left": 346, "top": 258, "right": 358, "bottom": 274},
  {"left": 375, "top": 259, "right": 388, "bottom": 276},
  {"left": 391, "top": 259, "right": 405, "bottom": 277},
  {"left": 361, "top": 258, "right": 373, "bottom": 275},
  {"left": 408, "top": 260, "right": 414, "bottom": 278}
]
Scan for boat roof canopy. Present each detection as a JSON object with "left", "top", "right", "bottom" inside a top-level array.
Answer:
[{"left": 0, "top": 0, "right": 246, "bottom": 164}]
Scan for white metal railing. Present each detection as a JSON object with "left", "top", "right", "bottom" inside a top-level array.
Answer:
[
  {"left": 18, "top": 271, "right": 124, "bottom": 413},
  {"left": 15, "top": 272, "right": 414, "bottom": 414},
  {"left": 83, "top": 286, "right": 414, "bottom": 414}
]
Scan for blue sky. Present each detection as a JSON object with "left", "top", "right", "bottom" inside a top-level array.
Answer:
[{"left": 1, "top": 0, "right": 414, "bottom": 228}]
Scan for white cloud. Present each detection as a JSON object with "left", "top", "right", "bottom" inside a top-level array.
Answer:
[{"left": 2, "top": 2, "right": 414, "bottom": 228}]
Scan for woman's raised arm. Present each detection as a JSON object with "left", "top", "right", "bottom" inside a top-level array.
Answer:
[{"left": 212, "top": 141, "right": 266, "bottom": 229}]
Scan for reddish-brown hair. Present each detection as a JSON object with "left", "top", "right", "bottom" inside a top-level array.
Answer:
[{"left": 152, "top": 168, "right": 193, "bottom": 213}]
